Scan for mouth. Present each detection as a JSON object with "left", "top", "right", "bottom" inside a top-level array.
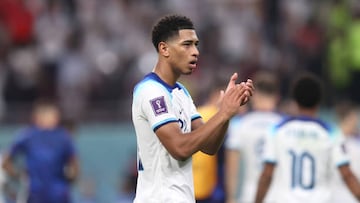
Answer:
[{"left": 189, "top": 60, "right": 197, "bottom": 68}]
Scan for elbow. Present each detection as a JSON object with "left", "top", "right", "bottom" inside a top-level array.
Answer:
[
  {"left": 200, "top": 145, "right": 219, "bottom": 156},
  {"left": 172, "top": 153, "right": 190, "bottom": 162},
  {"left": 170, "top": 148, "right": 193, "bottom": 161},
  {"left": 174, "top": 156, "right": 189, "bottom": 162},
  {"left": 200, "top": 149, "right": 216, "bottom": 156}
]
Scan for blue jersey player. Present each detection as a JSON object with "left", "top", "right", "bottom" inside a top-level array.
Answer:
[{"left": 2, "top": 100, "right": 79, "bottom": 203}]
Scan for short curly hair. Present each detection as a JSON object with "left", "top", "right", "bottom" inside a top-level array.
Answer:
[
  {"left": 291, "top": 72, "right": 323, "bottom": 108},
  {"left": 151, "top": 14, "right": 195, "bottom": 52}
]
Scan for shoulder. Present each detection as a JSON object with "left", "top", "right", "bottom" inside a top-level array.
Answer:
[
  {"left": 269, "top": 116, "right": 295, "bottom": 136},
  {"left": 274, "top": 116, "right": 330, "bottom": 128},
  {"left": 230, "top": 111, "right": 279, "bottom": 128},
  {"left": 8, "top": 127, "right": 35, "bottom": 150},
  {"left": 274, "top": 116, "right": 340, "bottom": 139},
  {"left": 228, "top": 115, "right": 247, "bottom": 135},
  {"left": 175, "top": 82, "right": 191, "bottom": 97},
  {"left": 354, "top": 135, "right": 360, "bottom": 143},
  {"left": 133, "top": 73, "right": 177, "bottom": 101},
  {"left": 14, "top": 126, "right": 35, "bottom": 141},
  {"left": 134, "top": 78, "right": 166, "bottom": 96},
  {"left": 249, "top": 111, "right": 284, "bottom": 123},
  {"left": 229, "top": 114, "right": 244, "bottom": 126},
  {"left": 56, "top": 127, "right": 74, "bottom": 141},
  {"left": 52, "top": 128, "right": 76, "bottom": 149}
]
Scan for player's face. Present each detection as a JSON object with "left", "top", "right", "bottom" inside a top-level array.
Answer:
[{"left": 167, "top": 29, "right": 199, "bottom": 75}]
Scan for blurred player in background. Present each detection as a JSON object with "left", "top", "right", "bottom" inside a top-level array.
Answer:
[
  {"left": 225, "top": 70, "right": 283, "bottom": 203},
  {"left": 131, "top": 14, "right": 254, "bottom": 203},
  {"left": 2, "top": 99, "right": 79, "bottom": 203},
  {"left": 331, "top": 100, "right": 360, "bottom": 203},
  {"left": 255, "top": 72, "right": 360, "bottom": 203}
]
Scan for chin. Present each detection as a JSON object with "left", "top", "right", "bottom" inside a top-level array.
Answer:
[
  {"left": 184, "top": 71, "right": 195, "bottom": 75},
  {"left": 186, "top": 68, "right": 196, "bottom": 74}
]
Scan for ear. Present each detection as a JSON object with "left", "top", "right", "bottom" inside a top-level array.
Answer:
[{"left": 158, "top": 42, "right": 170, "bottom": 57}]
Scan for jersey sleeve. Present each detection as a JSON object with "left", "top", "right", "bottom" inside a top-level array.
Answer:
[
  {"left": 177, "top": 83, "right": 201, "bottom": 121},
  {"left": 330, "top": 128, "right": 350, "bottom": 167},
  {"left": 189, "top": 98, "right": 201, "bottom": 121},
  {"left": 225, "top": 118, "right": 243, "bottom": 150},
  {"left": 137, "top": 82, "right": 178, "bottom": 132},
  {"left": 262, "top": 126, "right": 277, "bottom": 164}
]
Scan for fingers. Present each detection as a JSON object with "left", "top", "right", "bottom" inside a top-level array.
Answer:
[
  {"left": 219, "top": 81, "right": 250, "bottom": 117},
  {"left": 233, "top": 82, "right": 248, "bottom": 103},
  {"left": 237, "top": 83, "right": 249, "bottom": 104},
  {"left": 237, "top": 79, "right": 254, "bottom": 106},
  {"left": 216, "top": 90, "right": 225, "bottom": 108},
  {"left": 231, "top": 72, "right": 238, "bottom": 82},
  {"left": 245, "top": 79, "right": 254, "bottom": 96},
  {"left": 225, "top": 73, "right": 238, "bottom": 93},
  {"left": 240, "top": 96, "right": 249, "bottom": 106},
  {"left": 238, "top": 79, "right": 254, "bottom": 106},
  {"left": 222, "top": 74, "right": 254, "bottom": 107},
  {"left": 220, "top": 90, "right": 225, "bottom": 98}
]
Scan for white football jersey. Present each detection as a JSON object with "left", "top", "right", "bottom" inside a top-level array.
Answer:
[
  {"left": 263, "top": 116, "right": 349, "bottom": 203},
  {"left": 331, "top": 135, "right": 360, "bottom": 203},
  {"left": 225, "top": 111, "right": 283, "bottom": 202},
  {"left": 132, "top": 73, "right": 201, "bottom": 203}
]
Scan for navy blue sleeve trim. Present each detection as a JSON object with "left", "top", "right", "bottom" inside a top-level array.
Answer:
[
  {"left": 138, "top": 158, "right": 144, "bottom": 171},
  {"left": 153, "top": 120, "right": 178, "bottom": 132},
  {"left": 264, "top": 160, "right": 277, "bottom": 165},
  {"left": 191, "top": 115, "right": 202, "bottom": 121}
]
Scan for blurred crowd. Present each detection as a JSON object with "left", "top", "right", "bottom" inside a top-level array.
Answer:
[{"left": 1, "top": 0, "right": 360, "bottom": 123}]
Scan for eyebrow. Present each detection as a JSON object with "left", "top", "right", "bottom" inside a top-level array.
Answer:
[{"left": 182, "top": 39, "right": 199, "bottom": 44}]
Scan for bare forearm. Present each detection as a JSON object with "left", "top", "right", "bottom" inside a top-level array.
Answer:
[
  {"left": 158, "top": 111, "right": 230, "bottom": 160},
  {"left": 157, "top": 80, "right": 252, "bottom": 160},
  {"left": 345, "top": 178, "right": 360, "bottom": 201},
  {"left": 200, "top": 120, "right": 229, "bottom": 154},
  {"left": 341, "top": 166, "right": 360, "bottom": 200},
  {"left": 255, "top": 174, "right": 272, "bottom": 203},
  {"left": 187, "top": 111, "right": 229, "bottom": 155}
]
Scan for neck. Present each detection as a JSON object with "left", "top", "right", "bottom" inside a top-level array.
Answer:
[
  {"left": 252, "top": 94, "right": 278, "bottom": 112},
  {"left": 153, "top": 60, "right": 179, "bottom": 86},
  {"left": 297, "top": 106, "right": 318, "bottom": 117},
  {"left": 252, "top": 102, "right": 276, "bottom": 112}
]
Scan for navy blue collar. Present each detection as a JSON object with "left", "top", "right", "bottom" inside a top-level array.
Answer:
[
  {"left": 278, "top": 115, "right": 329, "bottom": 130},
  {"left": 145, "top": 72, "right": 181, "bottom": 92}
]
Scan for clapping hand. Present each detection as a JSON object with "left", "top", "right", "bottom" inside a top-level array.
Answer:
[
  {"left": 217, "top": 73, "right": 254, "bottom": 118},
  {"left": 220, "top": 73, "right": 254, "bottom": 106}
]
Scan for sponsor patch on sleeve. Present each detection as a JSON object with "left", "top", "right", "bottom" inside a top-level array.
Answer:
[{"left": 150, "top": 96, "right": 168, "bottom": 116}]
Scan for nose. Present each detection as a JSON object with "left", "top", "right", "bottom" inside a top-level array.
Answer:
[{"left": 192, "top": 45, "right": 199, "bottom": 57}]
